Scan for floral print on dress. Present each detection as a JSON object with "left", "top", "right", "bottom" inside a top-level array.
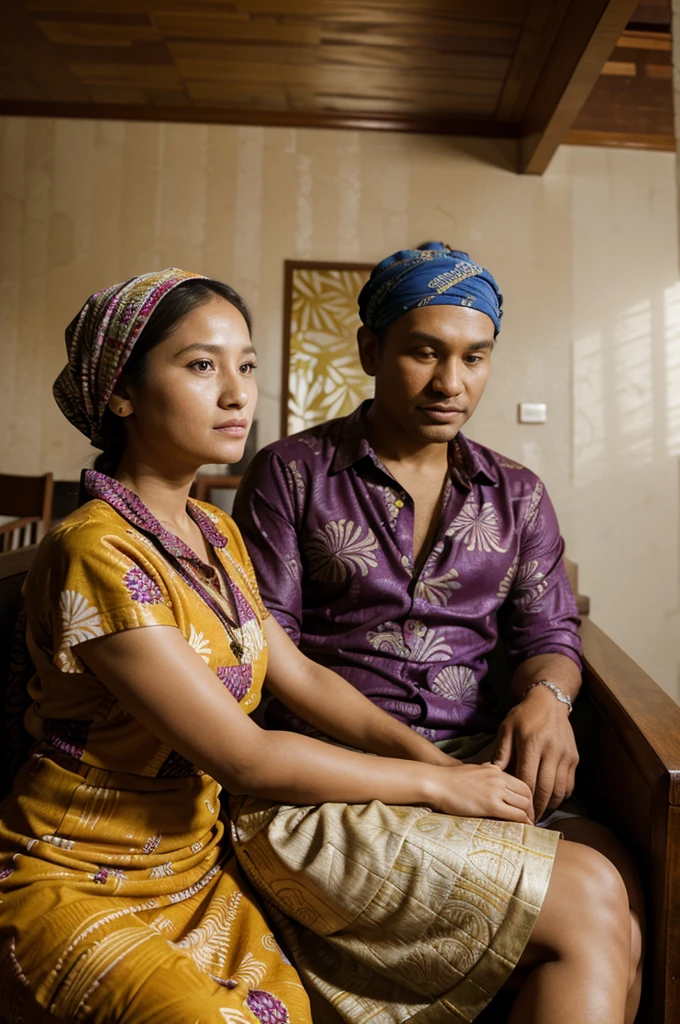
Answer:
[
  {"left": 44, "top": 718, "right": 91, "bottom": 760},
  {"left": 55, "top": 590, "right": 104, "bottom": 672},
  {"left": 246, "top": 990, "right": 290, "bottom": 1024},
  {"left": 189, "top": 624, "right": 212, "bottom": 662},
  {"left": 123, "top": 566, "right": 164, "bottom": 605},
  {"left": 218, "top": 664, "right": 252, "bottom": 702},
  {"left": 446, "top": 497, "right": 508, "bottom": 553},
  {"left": 304, "top": 519, "right": 378, "bottom": 583}
]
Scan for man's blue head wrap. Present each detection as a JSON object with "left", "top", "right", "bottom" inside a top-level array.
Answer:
[{"left": 358, "top": 242, "right": 503, "bottom": 337}]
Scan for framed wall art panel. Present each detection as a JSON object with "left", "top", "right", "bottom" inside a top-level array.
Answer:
[{"left": 281, "top": 260, "right": 374, "bottom": 437}]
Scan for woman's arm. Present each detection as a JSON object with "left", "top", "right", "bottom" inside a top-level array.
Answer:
[
  {"left": 77, "top": 625, "right": 534, "bottom": 822},
  {"left": 263, "top": 614, "right": 456, "bottom": 768}
]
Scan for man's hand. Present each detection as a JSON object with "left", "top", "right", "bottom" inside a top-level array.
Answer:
[{"left": 492, "top": 684, "right": 579, "bottom": 820}]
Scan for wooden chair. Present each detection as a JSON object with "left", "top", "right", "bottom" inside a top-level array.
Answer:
[
  {"left": 0, "top": 473, "right": 53, "bottom": 552},
  {"left": 191, "top": 473, "right": 242, "bottom": 504},
  {"left": 0, "top": 546, "right": 678, "bottom": 1022}
]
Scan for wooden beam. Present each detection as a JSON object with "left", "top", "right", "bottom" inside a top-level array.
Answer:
[
  {"left": 519, "top": 0, "right": 641, "bottom": 175},
  {"left": 564, "top": 127, "right": 675, "bottom": 151},
  {"left": 0, "top": 98, "right": 517, "bottom": 139}
]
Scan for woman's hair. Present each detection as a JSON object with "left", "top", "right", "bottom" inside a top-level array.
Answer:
[{"left": 93, "top": 279, "right": 251, "bottom": 476}]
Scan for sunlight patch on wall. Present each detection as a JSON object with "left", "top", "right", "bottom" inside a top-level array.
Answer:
[
  {"left": 664, "top": 281, "right": 680, "bottom": 456},
  {"left": 573, "top": 328, "right": 605, "bottom": 483},
  {"left": 613, "top": 299, "right": 653, "bottom": 467}
]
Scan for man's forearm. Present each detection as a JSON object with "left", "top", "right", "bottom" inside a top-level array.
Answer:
[{"left": 509, "top": 652, "right": 582, "bottom": 703}]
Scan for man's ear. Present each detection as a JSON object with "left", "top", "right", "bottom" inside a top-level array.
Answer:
[
  {"left": 357, "top": 326, "right": 381, "bottom": 377},
  {"left": 107, "top": 383, "right": 134, "bottom": 420}
]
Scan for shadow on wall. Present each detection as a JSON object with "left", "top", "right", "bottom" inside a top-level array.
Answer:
[{"left": 570, "top": 282, "right": 680, "bottom": 700}]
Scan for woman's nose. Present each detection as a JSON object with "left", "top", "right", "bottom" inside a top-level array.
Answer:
[{"left": 218, "top": 373, "right": 249, "bottom": 408}]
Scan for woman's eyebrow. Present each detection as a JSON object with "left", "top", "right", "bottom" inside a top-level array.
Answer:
[{"left": 174, "top": 342, "right": 257, "bottom": 358}]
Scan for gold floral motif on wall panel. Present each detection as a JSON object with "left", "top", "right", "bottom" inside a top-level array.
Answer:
[{"left": 282, "top": 261, "right": 373, "bottom": 436}]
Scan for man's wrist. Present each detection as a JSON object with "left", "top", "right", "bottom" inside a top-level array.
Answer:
[{"left": 521, "top": 679, "right": 573, "bottom": 714}]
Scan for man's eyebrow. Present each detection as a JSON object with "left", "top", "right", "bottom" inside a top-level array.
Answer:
[
  {"left": 407, "top": 331, "right": 494, "bottom": 351},
  {"left": 174, "top": 341, "right": 257, "bottom": 358}
]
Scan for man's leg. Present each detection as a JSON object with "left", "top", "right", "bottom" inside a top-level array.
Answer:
[
  {"left": 554, "top": 817, "right": 644, "bottom": 1024},
  {"left": 511, "top": 838, "right": 633, "bottom": 1023}
]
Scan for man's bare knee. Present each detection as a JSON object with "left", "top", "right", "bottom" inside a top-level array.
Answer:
[{"left": 525, "top": 840, "right": 630, "bottom": 965}]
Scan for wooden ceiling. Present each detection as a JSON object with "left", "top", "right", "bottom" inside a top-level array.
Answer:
[
  {"left": 0, "top": 0, "right": 658, "bottom": 173},
  {"left": 568, "top": 0, "right": 674, "bottom": 151}
]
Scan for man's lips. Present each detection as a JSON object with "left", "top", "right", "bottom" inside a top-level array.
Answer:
[
  {"left": 419, "top": 406, "right": 466, "bottom": 420},
  {"left": 214, "top": 419, "right": 248, "bottom": 436}
]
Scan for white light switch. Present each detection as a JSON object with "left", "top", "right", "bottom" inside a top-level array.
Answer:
[{"left": 518, "top": 402, "right": 547, "bottom": 424}]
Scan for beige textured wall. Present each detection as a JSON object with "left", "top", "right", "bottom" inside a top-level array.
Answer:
[{"left": 1, "top": 116, "right": 678, "bottom": 701}]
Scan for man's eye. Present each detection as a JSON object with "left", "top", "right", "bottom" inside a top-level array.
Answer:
[{"left": 465, "top": 355, "right": 482, "bottom": 364}]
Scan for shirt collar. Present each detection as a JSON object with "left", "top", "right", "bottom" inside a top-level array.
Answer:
[
  {"left": 330, "top": 400, "right": 498, "bottom": 488},
  {"left": 83, "top": 469, "right": 228, "bottom": 564}
]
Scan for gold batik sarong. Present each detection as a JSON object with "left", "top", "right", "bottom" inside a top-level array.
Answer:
[
  {"left": 231, "top": 797, "right": 559, "bottom": 1023},
  {"left": 0, "top": 754, "right": 310, "bottom": 1024}
]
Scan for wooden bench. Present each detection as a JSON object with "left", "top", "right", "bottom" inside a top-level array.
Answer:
[{"left": 1, "top": 546, "right": 678, "bottom": 1021}]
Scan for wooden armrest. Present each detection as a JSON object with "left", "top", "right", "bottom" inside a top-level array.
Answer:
[
  {"left": 579, "top": 618, "right": 680, "bottom": 800},
  {"left": 574, "top": 617, "right": 680, "bottom": 1024}
]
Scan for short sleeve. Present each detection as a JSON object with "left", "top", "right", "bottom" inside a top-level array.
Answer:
[{"left": 43, "top": 521, "right": 178, "bottom": 674}]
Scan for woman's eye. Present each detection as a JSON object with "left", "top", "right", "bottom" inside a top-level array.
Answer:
[
  {"left": 240, "top": 362, "right": 257, "bottom": 375},
  {"left": 190, "top": 359, "right": 214, "bottom": 373}
]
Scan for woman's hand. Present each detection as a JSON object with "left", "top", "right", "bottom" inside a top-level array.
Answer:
[{"left": 427, "top": 762, "right": 535, "bottom": 824}]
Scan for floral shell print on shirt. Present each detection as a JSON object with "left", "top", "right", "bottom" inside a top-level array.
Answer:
[{"left": 24, "top": 470, "right": 268, "bottom": 777}]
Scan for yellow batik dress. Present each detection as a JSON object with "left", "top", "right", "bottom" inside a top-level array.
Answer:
[{"left": 0, "top": 471, "right": 312, "bottom": 1024}]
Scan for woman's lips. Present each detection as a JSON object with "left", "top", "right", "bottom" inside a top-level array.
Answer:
[{"left": 214, "top": 420, "right": 248, "bottom": 437}]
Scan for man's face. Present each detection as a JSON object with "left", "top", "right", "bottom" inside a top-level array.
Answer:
[{"left": 358, "top": 304, "right": 495, "bottom": 445}]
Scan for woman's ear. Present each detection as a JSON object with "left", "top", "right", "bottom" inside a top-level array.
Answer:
[
  {"left": 107, "top": 385, "right": 134, "bottom": 420},
  {"left": 357, "top": 326, "right": 381, "bottom": 377}
]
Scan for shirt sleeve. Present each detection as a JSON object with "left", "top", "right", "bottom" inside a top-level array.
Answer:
[
  {"left": 232, "top": 448, "right": 304, "bottom": 644},
  {"left": 501, "top": 480, "right": 583, "bottom": 672},
  {"left": 44, "top": 521, "right": 178, "bottom": 675}
]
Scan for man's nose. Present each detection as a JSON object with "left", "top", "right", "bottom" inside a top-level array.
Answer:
[{"left": 433, "top": 359, "right": 464, "bottom": 396}]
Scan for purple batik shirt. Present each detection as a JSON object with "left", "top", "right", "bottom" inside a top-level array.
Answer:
[{"left": 233, "top": 401, "right": 582, "bottom": 741}]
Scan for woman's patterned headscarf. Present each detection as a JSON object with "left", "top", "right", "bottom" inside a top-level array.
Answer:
[
  {"left": 53, "top": 268, "right": 207, "bottom": 447},
  {"left": 358, "top": 242, "right": 503, "bottom": 336}
]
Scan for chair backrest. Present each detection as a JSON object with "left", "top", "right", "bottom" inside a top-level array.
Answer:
[
  {"left": 0, "top": 473, "right": 53, "bottom": 551},
  {"left": 0, "top": 546, "right": 37, "bottom": 794}
]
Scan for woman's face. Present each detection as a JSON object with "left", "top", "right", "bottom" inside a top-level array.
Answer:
[{"left": 116, "top": 295, "right": 257, "bottom": 474}]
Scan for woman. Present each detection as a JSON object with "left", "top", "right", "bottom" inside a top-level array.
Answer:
[{"left": 0, "top": 269, "right": 635, "bottom": 1024}]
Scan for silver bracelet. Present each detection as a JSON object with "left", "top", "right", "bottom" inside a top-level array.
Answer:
[{"left": 522, "top": 679, "right": 573, "bottom": 714}]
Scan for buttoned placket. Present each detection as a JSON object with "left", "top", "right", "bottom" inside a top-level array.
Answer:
[{"left": 362, "top": 454, "right": 473, "bottom": 658}]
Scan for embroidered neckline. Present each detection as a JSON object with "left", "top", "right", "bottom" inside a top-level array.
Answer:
[{"left": 83, "top": 469, "right": 228, "bottom": 567}]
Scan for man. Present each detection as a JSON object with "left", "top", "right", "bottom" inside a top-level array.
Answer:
[
  {"left": 234, "top": 244, "right": 642, "bottom": 1017},
  {"left": 234, "top": 243, "right": 581, "bottom": 822}
]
